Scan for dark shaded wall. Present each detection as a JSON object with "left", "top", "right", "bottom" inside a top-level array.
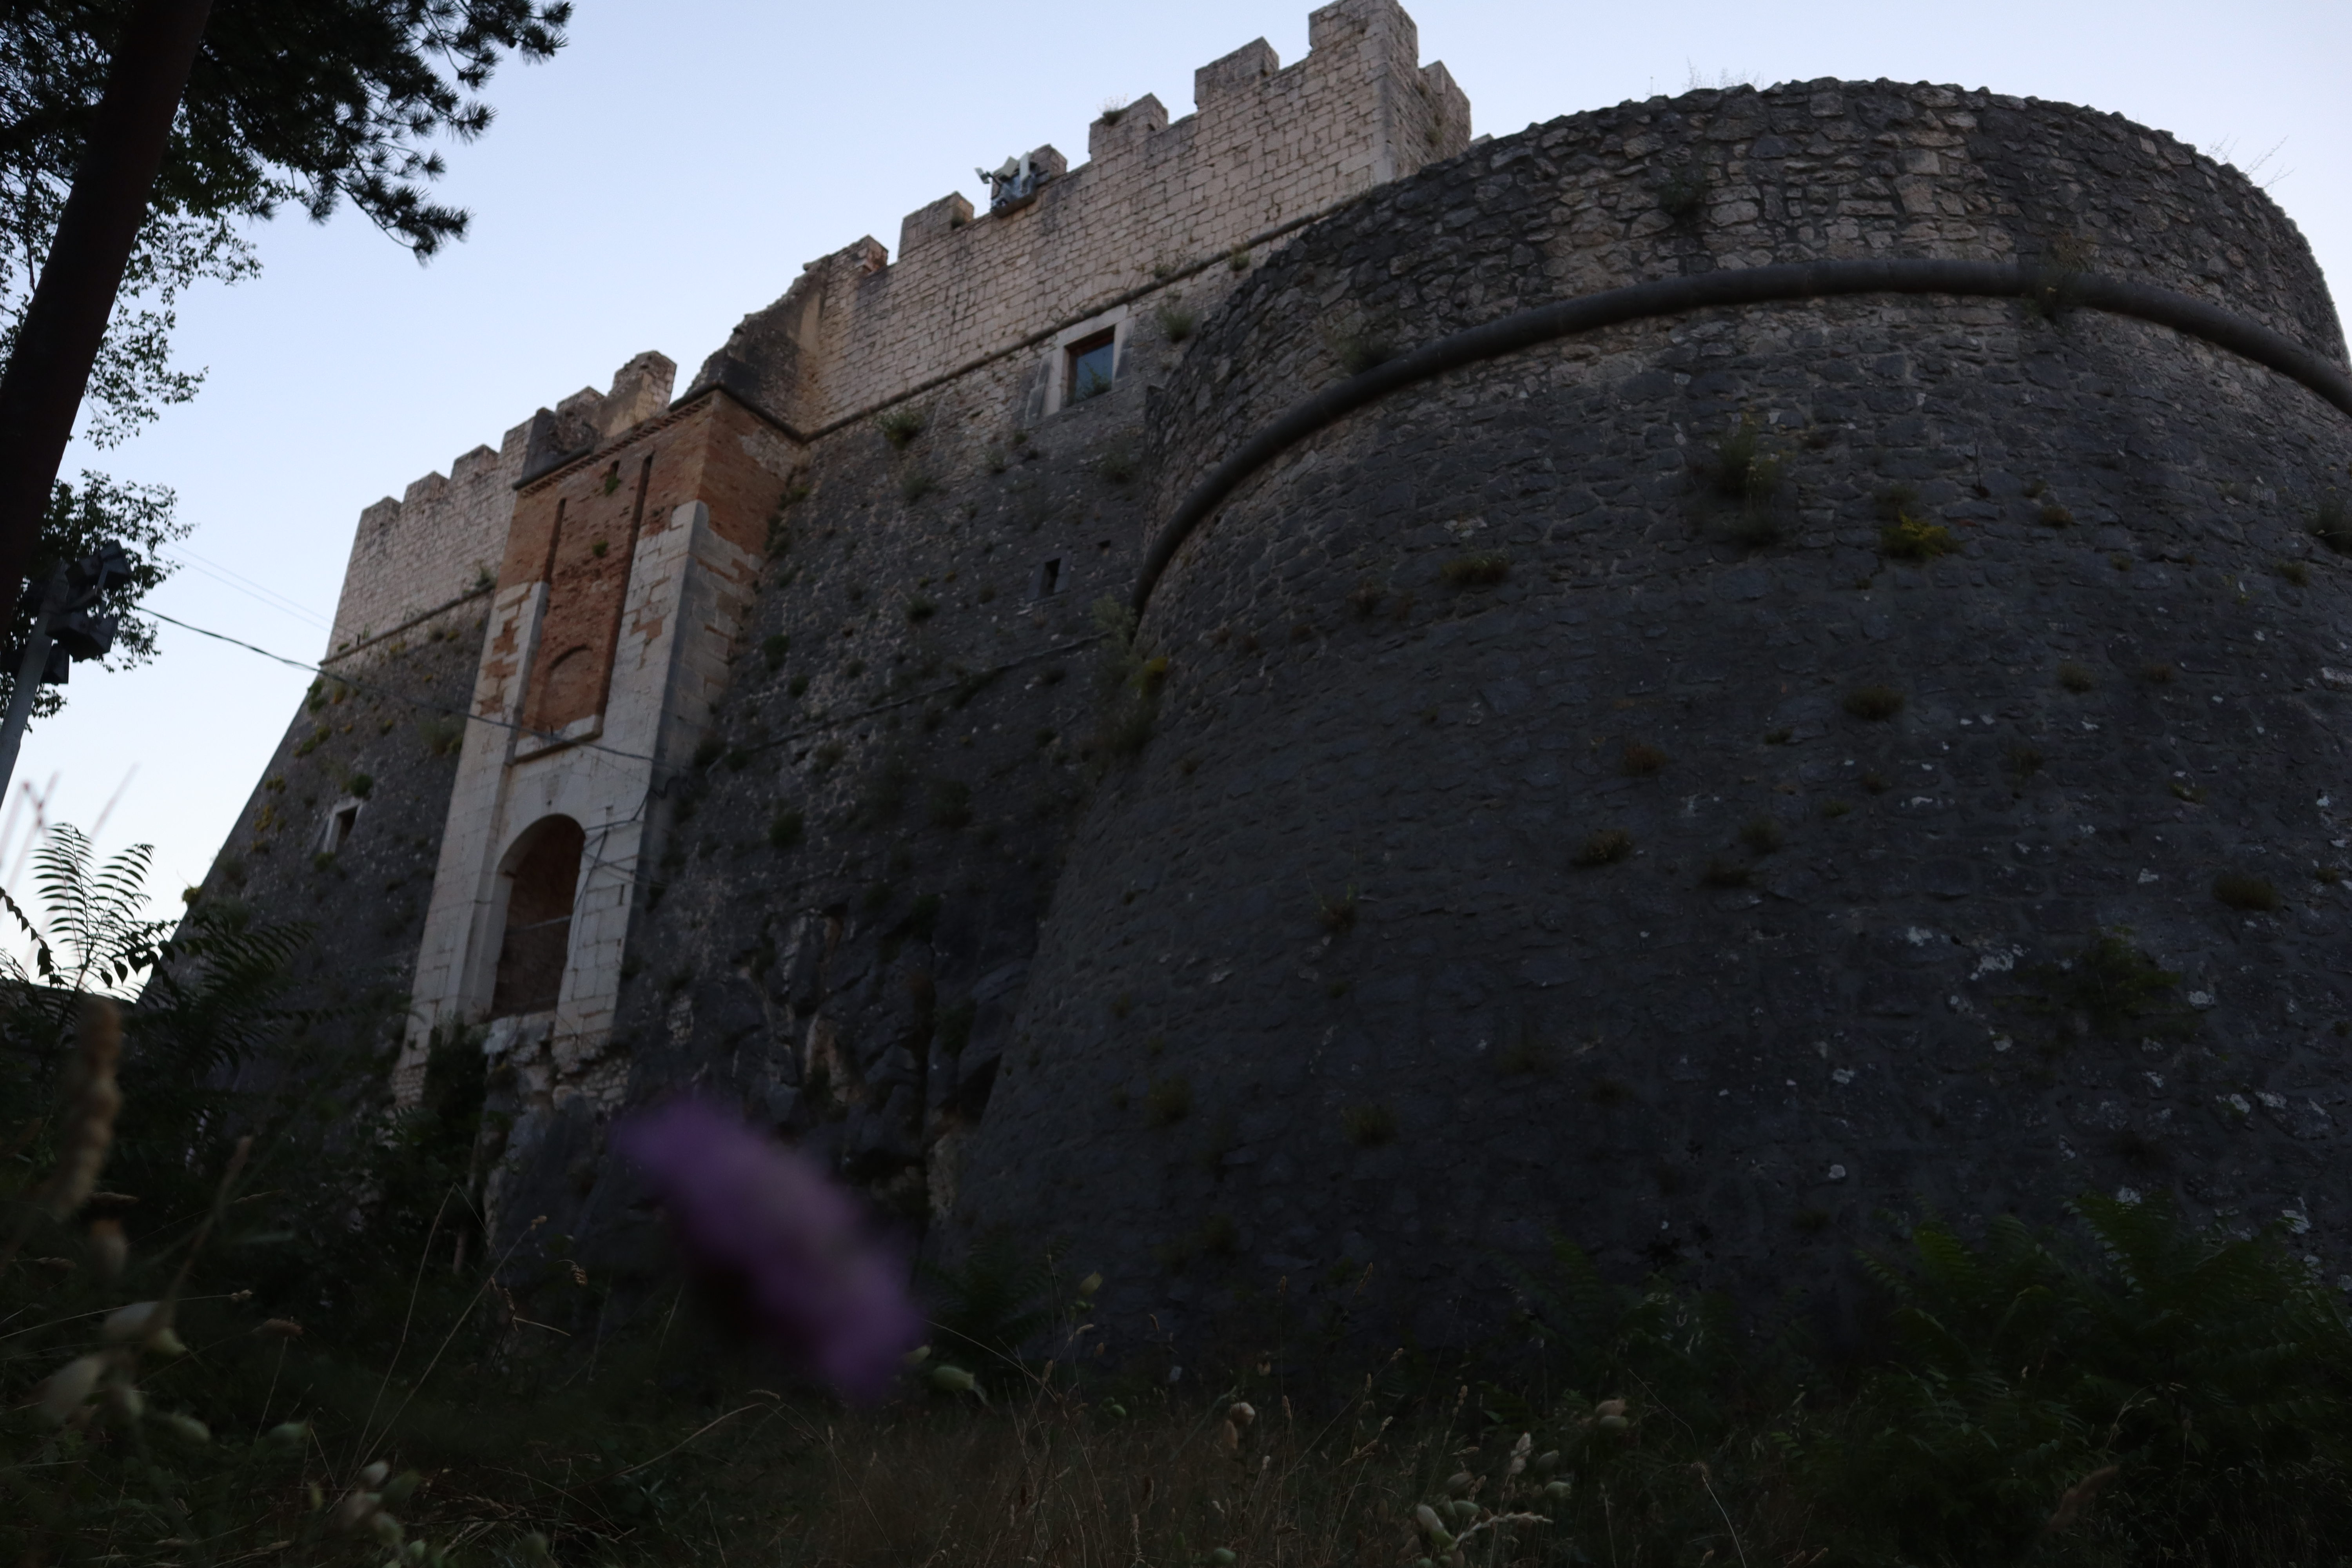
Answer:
[
  {"left": 514, "top": 280, "right": 1236, "bottom": 1272},
  {"left": 192, "top": 600, "right": 489, "bottom": 1053},
  {"left": 949, "top": 80, "right": 2352, "bottom": 1347}
]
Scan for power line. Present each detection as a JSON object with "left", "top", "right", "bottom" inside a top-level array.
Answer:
[
  {"left": 131, "top": 606, "right": 1111, "bottom": 977},
  {"left": 131, "top": 606, "right": 666, "bottom": 768},
  {"left": 158, "top": 545, "right": 334, "bottom": 631},
  {"left": 132, "top": 605, "right": 1108, "bottom": 766}
]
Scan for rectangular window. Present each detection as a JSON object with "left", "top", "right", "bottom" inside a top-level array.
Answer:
[
  {"left": 1031, "top": 557, "right": 1063, "bottom": 599},
  {"left": 1066, "top": 331, "right": 1116, "bottom": 404}
]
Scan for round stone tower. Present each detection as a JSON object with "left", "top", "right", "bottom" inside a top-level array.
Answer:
[{"left": 953, "top": 79, "right": 2352, "bottom": 1344}]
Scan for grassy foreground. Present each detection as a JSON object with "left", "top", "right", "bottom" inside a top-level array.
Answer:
[{"left": 7, "top": 830, "right": 2352, "bottom": 1566}]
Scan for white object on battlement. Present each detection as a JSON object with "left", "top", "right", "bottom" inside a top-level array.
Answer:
[{"left": 978, "top": 151, "right": 1053, "bottom": 211}]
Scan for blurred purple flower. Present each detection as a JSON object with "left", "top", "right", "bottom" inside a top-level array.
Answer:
[{"left": 615, "top": 1098, "right": 923, "bottom": 1403}]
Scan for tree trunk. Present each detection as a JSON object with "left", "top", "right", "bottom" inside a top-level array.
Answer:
[{"left": 0, "top": 0, "right": 214, "bottom": 607}]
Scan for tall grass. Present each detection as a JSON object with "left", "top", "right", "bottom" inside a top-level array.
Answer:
[{"left": 8, "top": 831, "right": 2352, "bottom": 1566}]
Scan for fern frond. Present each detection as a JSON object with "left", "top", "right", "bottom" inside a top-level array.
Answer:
[{"left": 0, "top": 880, "right": 54, "bottom": 984}]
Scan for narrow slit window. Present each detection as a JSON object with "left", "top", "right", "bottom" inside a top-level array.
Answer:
[
  {"left": 322, "top": 803, "right": 358, "bottom": 854},
  {"left": 1032, "top": 557, "right": 1063, "bottom": 599},
  {"left": 542, "top": 498, "right": 567, "bottom": 581},
  {"left": 1065, "top": 330, "right": 1116, "bottom": 404}
]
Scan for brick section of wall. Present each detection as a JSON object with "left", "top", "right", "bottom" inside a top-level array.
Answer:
[
  {"left": 505, "top": 396, "right": 801, "bottom": 736},
  {"left": 517, "top": 463, "right": 651, "bottom": 734},
  {"left": 327, "top": 354, "right": 679, "bottom": 661},
  {"left": 686, "top": 0, "right": 1471, "bottom": 436}
]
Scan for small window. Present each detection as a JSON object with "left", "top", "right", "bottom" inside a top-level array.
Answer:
[
  {"left": 1031, "top": 557, "right": 1063, "bottom": 599},
  {"left": 321, "top": 802, "right": 359, "bottom": 855},
  {"left": 1066, "top": 331, "right": 1116, "bottom": 404}
]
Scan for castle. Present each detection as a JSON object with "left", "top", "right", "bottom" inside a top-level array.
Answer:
[{"left": 206, "top": 0, "right": 2352, "bottom": 1347}]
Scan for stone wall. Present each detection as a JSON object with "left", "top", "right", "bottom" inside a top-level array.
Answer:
[
  {"left": 191, "top": 597, "right": 490, "bottom": 1054},
  {"left": 214, "top": 0, "right": 1477, "bottom": 1305},
  {"left": 686, "top": 0, "right": 1470, "bottom": 436},
  {"left": 946, "top": 81, "right": 2352, "bottom": 1348},
  {"left": 330, "top": 437, "right": 521, "bottom": 658},
  {"left": 261, "top": 0, "right": 1480, "bottom": 1263},
  {"left": 1146, "top": 80, "right": 2343, "bottom": 524},
  {"left": 220, "top": 34, "right": 2352, "bottom": 1361}
]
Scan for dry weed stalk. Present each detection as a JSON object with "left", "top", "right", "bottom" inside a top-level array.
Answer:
[
  {"left": 31, "top": 1129, "right": 248, "bottom": 1433},
  {"left": 39, "top": 997, "right": 121, "bottom": 1220},
  {"left": 1, "top": 998, "right": 124, "bottom": 1288},
  {"left": 773, "top": 1360, "right": 1575, "bottom": 1568},
  {"left": 3, "top": 982, "right": 466, "bottom": 1564}
]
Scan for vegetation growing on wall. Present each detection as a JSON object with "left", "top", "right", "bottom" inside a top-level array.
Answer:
[{"left": 1089, "top": 599, "right": 1164, "bottom": 762}]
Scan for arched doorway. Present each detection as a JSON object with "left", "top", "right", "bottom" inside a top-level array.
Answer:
[{"left": 491, "top": 816, "right": 585, "bottom": 1017}]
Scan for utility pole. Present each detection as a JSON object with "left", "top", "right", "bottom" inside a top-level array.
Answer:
[
  {"left": 0, "top": 544, "right": 131, "bottom": 800},
  {"left": 0, "top": 573, "right": 67, "bottom": 804}
]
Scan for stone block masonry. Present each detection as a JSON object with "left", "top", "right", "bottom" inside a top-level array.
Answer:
[
  {"left": 330, "top": 436, "right": 518, "bottom": 658},
  {"left": 687, "top": 0, "right": 1470, "bottom": 436},
  {"left": 341, "top": 0, "right": 1475, "bottom": 1167},
  {"left": 587, "top": 314, "right": 1194, "bottom": 1238},
  {"left": 184, "top": 612, "right": 494, "bottom": 1076},
  {"left": 954, "top": 80, "right": 2352, "bottom": 1346}
]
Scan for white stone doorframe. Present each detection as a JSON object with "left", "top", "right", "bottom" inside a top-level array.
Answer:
[{"left": 393, "top": 500, "right": 758, "bottom": 1105}]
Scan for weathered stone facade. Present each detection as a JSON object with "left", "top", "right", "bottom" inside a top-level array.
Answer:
[
  {"left": 198, "top": 599, "right": 488, "bottom": 1063},
  {"left": 964, "top": 83, "right": 2352, "bottom": 1342},
  {"left": 202, "top": 2, "right": 2352, "bottom": 1349}
]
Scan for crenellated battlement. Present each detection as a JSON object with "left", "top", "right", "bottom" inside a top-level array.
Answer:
[
  {"left": 688, "top": 0, "right": 1470, "bottom": 436},
  {"left": 327, "top": 352, "right": 676, "bottom": 659}
]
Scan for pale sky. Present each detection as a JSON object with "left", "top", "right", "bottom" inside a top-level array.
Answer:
[{"left": 11, "top": 0, "right": 2348, "bottom": 933}]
